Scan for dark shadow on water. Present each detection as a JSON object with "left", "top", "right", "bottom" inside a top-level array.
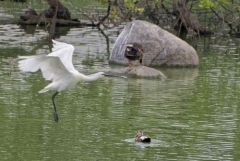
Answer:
[
  {"left": 124, "top": 138, "right": 162, "bottom": 149},
  {"left": 19, "top": 25, "right": 37, "bottom": 35},
  {"left": 160, "top": 67, "right": 199, "bottom": 81},
  {"left": 20, "top": 25, "right": 71, "bottom": 38}
]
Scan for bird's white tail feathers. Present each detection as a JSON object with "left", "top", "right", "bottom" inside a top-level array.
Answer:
[
  {"left": 18, "top": 55, "right": 46, "bottom": 72},
  {"left": 38, "top": 87, "right": 50, "bottom": 93},
  {"left": 38, "top": 81, "right": 56, "bottom": 93}
]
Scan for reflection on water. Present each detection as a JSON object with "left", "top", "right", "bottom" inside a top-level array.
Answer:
[
  {"left": 0, "top": 24, "right": 240, "bottom": 161},
  {"left": 124, "top": 138, "right": 162, "bottom": 149}
]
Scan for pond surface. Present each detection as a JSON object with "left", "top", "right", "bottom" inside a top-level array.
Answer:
[{"left": 1, "top": 22, "right": 240, "bottom": 160}]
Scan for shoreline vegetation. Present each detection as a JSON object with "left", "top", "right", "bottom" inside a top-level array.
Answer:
[{"left": 1, "top": 0, "right": 240, "bottom": 38}]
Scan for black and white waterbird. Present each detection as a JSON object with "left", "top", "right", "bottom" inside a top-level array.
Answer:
[
  {"left": 135, "top": 131, "right": 151, "bottom": 143},
  {"left": 125, "top": 43, "right": 144, "bottom": 66},
  {"left": 18, "top": 40, "right": 126, "bottom": 122}
]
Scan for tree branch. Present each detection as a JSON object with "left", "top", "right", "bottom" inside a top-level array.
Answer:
[
  {"left": 96, "top": 0, "right": 111, "bottom": 26},
  {"left": 210, "top": 7, "right": 236, "bottom": 33}
]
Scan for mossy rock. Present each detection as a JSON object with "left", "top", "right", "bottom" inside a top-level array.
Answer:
[{"left": 111, "top": 65, "right": 166, "bottom": 79}]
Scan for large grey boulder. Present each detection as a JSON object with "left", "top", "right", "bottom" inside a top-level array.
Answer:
[{"left": 110, "top": 20, "right": 199, "bottom": 67}]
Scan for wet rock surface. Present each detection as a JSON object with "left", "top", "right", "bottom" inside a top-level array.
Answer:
[{"left": 111, "top": 65, "right": 166, "bottom": 79}]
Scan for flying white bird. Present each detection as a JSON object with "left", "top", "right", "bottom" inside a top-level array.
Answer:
[{"left": 18, "top": 40, "right": 126, "bottom": 122}]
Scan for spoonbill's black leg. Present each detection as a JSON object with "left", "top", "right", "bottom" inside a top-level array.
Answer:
[{"left": 51, "top": 91, "right": 59, "bottom": 122}]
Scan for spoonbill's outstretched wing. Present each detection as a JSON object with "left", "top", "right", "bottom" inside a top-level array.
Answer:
[
  {"left": 49, "top": 40, "right": 77, "bottom": 73},
  {"left": 18, "top": 40, "right": 77, "bottom": 73},
  {"left": 18, "top": 54, "right": 75, "bottom": 92},
  {"left": 18, "top": 40, "right": 78, "bottom": 93},
  {"left": 18, "top": 55, "right": 46, "bottom": 72}
]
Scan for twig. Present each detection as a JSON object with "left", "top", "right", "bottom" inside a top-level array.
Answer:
[
  {"left": 49, "top": 1, "right": 58, "bottom": 40},
  {"left": 97, "top": 26, "right": 110, "bottom": 57},
  {"left": 96, "top": 0, "right": 111, "bottom": 26},
  {"left": 210, "top": 7, "right": 236, "bottom": 33}
]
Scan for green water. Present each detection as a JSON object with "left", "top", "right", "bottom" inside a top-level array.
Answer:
[{"left": 1, "top": 17, "right": 240, "bottom": 161}]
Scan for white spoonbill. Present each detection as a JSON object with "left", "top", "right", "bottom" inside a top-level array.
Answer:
[{"left": 18, "top": 40, "right": 126, "bottom": 122}]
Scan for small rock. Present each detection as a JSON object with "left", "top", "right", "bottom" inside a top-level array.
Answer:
[{"left": 111, "top": 65, "right": 166, "bottom": 79}]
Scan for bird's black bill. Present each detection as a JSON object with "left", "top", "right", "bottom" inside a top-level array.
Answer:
[{"left": 103, "top": 73, "right": 127, "bottom": 79}]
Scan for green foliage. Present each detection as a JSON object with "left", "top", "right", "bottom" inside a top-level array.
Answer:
[
  {"left": 198, "top": 0, "right": 215, "bottom": 8},
  {"left": 198, "top": 0, "right": 230, "bottom": 8},
  {"left": 97, "top": 0, "right": 108, "bottom": 5},
  {"left": 87, "top": 0, "right": 240, "bottom": 33},
  {"left": 124, "top": 0, "right": 144, "bottom": 13}
]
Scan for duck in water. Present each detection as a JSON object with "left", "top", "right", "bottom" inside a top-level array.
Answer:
[
  {"left": 125, "top": 43, "right": 144, "bottom": 67},
  {"left": 135, "top": 131, "right": 151, "bottom": 143}
]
